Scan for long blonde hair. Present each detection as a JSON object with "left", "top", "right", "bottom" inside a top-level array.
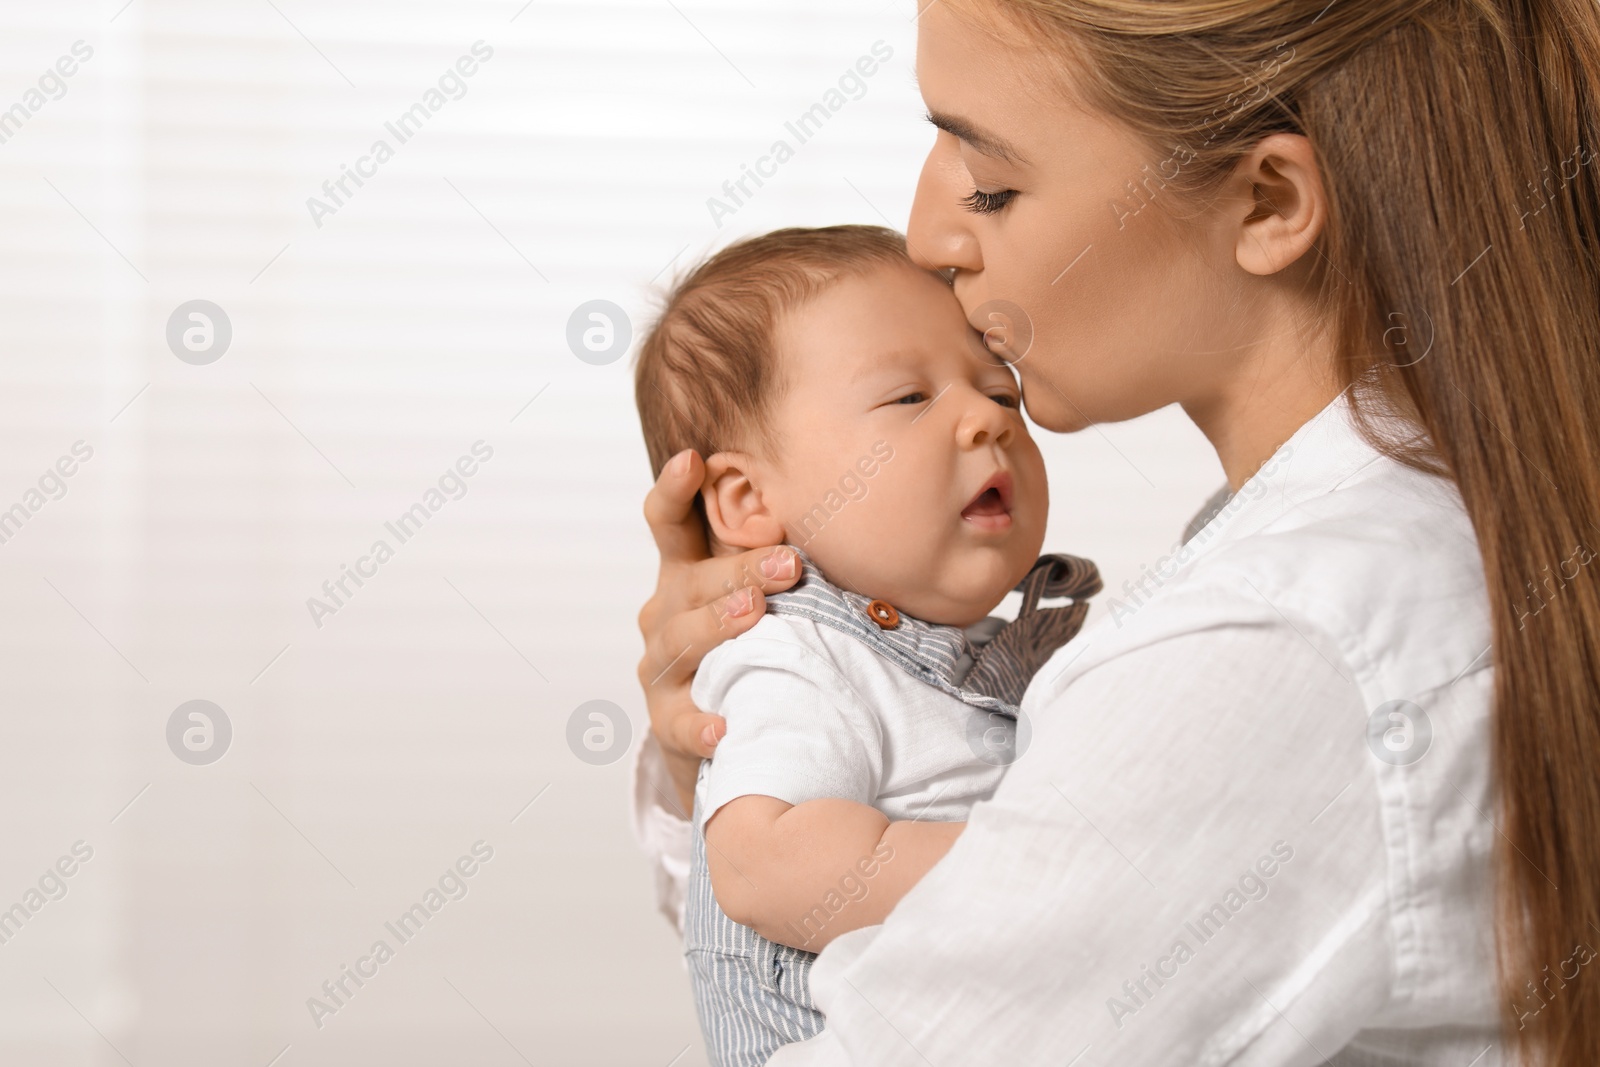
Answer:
[{"left": 994, "top": 0, "right": 1600, "bottom": 1060}]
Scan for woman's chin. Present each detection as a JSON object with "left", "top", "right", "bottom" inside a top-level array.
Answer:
[{"left": 1020, "top": 388, "right": 1092, "bottom": 434}]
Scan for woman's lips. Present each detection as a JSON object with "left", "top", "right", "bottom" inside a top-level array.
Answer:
[{"left": 961, "top": 471, "right": 1014, "bottom": 529}]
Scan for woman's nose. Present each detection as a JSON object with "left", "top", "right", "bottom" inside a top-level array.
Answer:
[{"left": 908, "top": 136, "right": 983, "bottom": 276}]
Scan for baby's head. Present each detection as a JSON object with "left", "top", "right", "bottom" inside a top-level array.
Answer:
[{"left": 635, "top": 225, "right": 1047, "bottom": 628}]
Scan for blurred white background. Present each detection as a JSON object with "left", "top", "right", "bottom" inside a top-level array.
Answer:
[{"left": 0, "top": 1, "right": 1221, "bottom": 1064}]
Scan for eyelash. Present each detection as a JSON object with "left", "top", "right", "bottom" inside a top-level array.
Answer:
[
  {"left": 892, "top": 391, "right": 1018, "bottom": 408},
  {"left": 960, "top": 188, "right": 1017, "bottom": 215}
]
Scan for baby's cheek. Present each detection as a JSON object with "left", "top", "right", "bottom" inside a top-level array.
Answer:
[
  {"left": 837, "top": 471, "right": 870, "bottom": 503},
  {"left": 816, "top": 484, "right": 903, "bottom": 548},
  {"left": 1021, "top": 471, "right": 1052, "bottom": 553},
  {"left": 1018, "top": 441, "right": 1050, "bottom": 509},
  {"left": 1019, "top": 503, "right": 1049, "bottom": 558}
]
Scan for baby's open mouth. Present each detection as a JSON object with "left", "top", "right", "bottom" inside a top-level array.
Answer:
[{"left": 961, "top": 471, "right": 1014, "bottom": 527}]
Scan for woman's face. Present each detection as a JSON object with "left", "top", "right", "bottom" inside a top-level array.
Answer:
[{"left": 908, "top": 0, "right": 1253, "bottom": 434}]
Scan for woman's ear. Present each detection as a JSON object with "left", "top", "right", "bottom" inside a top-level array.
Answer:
[
  {"left": 701, "top": 452, "right": 786, "bottom": 550},
  {"left": 1230, "top": 132, "right": 1328, "bottom": 277}
]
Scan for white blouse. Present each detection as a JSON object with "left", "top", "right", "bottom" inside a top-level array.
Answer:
[{"left": 631, "top": 391, "right": 1502, "bottom": 1066}]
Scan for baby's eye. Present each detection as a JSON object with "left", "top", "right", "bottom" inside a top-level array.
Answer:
[
  {"left": 895, "top": 392, "right": 927, "bottom": 405},
  {"left": 991, "top": 393, "right": 1019, "bottom": 409}
]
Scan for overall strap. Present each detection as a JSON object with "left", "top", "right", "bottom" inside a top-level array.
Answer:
[{"left": 963, "top": 553, "right": 1102, "bottom": 707}]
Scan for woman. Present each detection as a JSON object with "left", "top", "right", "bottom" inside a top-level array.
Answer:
[{"left": 633, "top": 0, "right": 1600, "bottom": 1063}]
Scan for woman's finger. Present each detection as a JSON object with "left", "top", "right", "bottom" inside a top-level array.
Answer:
[
  {"left": 644, "top": 696, "right": 724, "bottom": 814},
  {"left": 675, "top": 542, "right": 804, "bottom": 612},
  {"left": 642, "top": 449, "right": 711, "bottom": 565},
  {"left": 636, "top": 645, "right": 729, "bottom": 765},
  {"left": 642, "top": 585, "right": 772, "bottom": 689},
  {"left": 667, "top": 708, "right": 726, "bottom": 764}
]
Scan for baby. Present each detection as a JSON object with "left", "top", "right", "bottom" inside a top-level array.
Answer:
[{"left": 633, "top": 225, "right": 1099, "bottom": 1066}]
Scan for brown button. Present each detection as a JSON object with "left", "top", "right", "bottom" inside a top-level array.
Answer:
[{"left": 866, "top": 599, "right": 900, "bottom": 629}]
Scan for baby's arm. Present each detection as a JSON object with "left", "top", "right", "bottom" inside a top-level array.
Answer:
[{"left": 705, "top": 795, "right": 963, "bottom": 951}]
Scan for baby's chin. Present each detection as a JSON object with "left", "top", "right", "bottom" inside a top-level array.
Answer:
[
  {"left": 888, "top": 567, "right": 1029, "bottom": 629},
  {"left": 805, "top": 534, "right": 1042, "bottom": 628}
]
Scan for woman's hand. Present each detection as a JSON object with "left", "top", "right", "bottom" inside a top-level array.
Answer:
[{"left": 637, "top": 449, "right": 801, "bottom": 816}]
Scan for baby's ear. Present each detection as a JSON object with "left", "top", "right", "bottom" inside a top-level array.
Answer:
[{"left": 702, "top": 452, "right": 785, "bottom": 549}]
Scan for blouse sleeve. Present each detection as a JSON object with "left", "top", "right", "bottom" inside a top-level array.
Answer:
[
  {"left": 629, "top": 730, "right": 694, "bottom": 937},
  {"left": 768, "top": 595, "right": 1395, "bottom": 1067}
]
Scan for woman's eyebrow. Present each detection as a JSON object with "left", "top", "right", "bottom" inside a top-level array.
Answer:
[{"left": 924, "top": 110, "right": 1028, "bottom": 166}]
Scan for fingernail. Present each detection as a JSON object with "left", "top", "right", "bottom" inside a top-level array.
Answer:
[
  {"left": 701, "top": 724, "right": 720, "bottom": 749},
  {"left": 760, "top": 547, "right": 796, "bottom": 580},
  {"left": 669, "top": 449, "right": 691, "bottom": 476},
  {"left": 724, "top": 587, "right": 755, "bottom": 617}
]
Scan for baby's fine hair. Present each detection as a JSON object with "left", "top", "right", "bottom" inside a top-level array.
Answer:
[{"left": 633, "top": 224, "right": 911, "bottom": 480}]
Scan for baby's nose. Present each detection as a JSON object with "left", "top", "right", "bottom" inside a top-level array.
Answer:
[{"left": 957, "top": 395, "right": 1014, "bottom": 449}]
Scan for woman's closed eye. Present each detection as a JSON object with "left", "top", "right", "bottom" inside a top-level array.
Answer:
[{"left": 960, "top": 187, "right": 1017, "bottom": 215}]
